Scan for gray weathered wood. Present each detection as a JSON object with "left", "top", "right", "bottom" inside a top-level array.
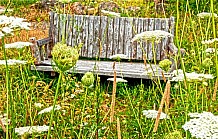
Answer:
[{"left": 31, "top": 58, "right": 173, "bottom": 80}]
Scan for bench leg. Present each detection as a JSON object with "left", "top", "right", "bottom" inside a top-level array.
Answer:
[{"left": 30, "top": 37, "right": 41, "bottom": 65}]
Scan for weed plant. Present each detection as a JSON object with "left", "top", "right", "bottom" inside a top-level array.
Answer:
[{"left": 0, "top": 0, "right": 218, "bottom": 138}]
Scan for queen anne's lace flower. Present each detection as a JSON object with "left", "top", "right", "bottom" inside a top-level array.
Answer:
[
  {"left": 0, "top": 15, "right": 31, "bottom": 38},
  {"left": 5, "top": 42, "right": 33, "bottom": 49},
  {"left": 205, "top": 48, "right": 216, "bottom": 53},
  {"left": 38, "top": 105, "right": 61, "bottom": 115},
  {"left": 109, "top": 54, "right": 128, "bottom": 60},
  {"left": 15, "top": 125, "right": 52, "bottom": 136},
  {"left": 107, "top": 78, "right": 128, "bottom": 83},
  {"left": 182, "top": 112, "right": 218, "bottom": 139},
  {"left": 202, "top": 38, "right": 218, "bottom": 45},
  {"left": 142, "top": 110, "right": 170, "bottom": 119},
  {"left": 131, "top": 30, "right": 173, "bottom": 42},
  {"left": 171, "top": 69, "right": 214, "bottom": 82},
  {"left": 0, "top": 59, "right": 27, "bottom": 65},
  {"left": 197, "top": 12, "right": 218, "bottom": 18}
]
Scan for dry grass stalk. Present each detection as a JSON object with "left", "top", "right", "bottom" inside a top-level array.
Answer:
[
  {"left": 161, "top": 71, "right": 166, "bottom": 83},
  {"left": 117, "top": 117, "right": 121, "bottom": 139},
  {"left": 110, "top": 62, "right": 117, "bottom": 123},
  {"left": 0, "top": 119, "right": 6, "bottom": 132},
  {"left": 165, "top": 81, "right": 171, "bottom": 110},
  {"left": 212, "top": 79, "right": 218, "bottom": 101},
  {"left": 143, "top": 54, "right": 147, "bottom": 67},
  {"left": 153, "top": 81, "right": 170, "bottom": 132}
]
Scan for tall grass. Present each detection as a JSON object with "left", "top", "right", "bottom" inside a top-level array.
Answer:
[{"left": 0, "top": 0, "right": 217, "bottom": 138}]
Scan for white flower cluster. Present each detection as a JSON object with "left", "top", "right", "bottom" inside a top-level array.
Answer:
[
  {"left": 205, "top": 48, "right": 217, "bottom": 54},
  {"left": 5, "top": 42, "right": 33, "bottom": 49},
  {"left": 0, "top": 113, "right": 10, "bottom": 125},
  {"left": 131, "top": 30, "right": 173, "bottom": 42},
  {"left": 142, "top": 110, "right": 170, "bottom": 119},
  {"left": 0, "top": 15, "right": 31, "bottom": 38},
  {"left": 171, "top": 69, "right": 214, "bottom": 82},
  {"left": 197, "top": 12, "right": 218, "bottom": 18},
  {"left": 202, "top": 38, "right": 218, "bottom": 45},
  {"left": 182, "top": 112, "right": 218, "bottom": 139},
  {"left": 15, "top": 125, "right": 52, "bottom": 136},
  {"left": 107, "top": 78, "right": 128, "bottom": 83},
  {"left": 0, "top": 59, "right": 27, "bottom": 65},
  {"left": 101, "top": 10, "right": 121, "bottom": 17},
  {"left": 109, "top": 54, "right": 128, "bottom": 60},
  {"left": 34, "top": 102, "right": 44, "bottom": 108},
  {"left": 38, "top": 105, "right": 61, "bottom": 115}
]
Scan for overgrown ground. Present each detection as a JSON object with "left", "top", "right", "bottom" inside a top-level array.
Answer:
[{"left": 0, "top": 0, "right": 218, "bottom": 139}]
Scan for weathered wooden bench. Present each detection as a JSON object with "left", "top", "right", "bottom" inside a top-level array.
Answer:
[{"left": 30, "top": 11, "right": 184, "bottom": 79}]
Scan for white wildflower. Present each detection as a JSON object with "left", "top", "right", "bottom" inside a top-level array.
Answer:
[
  {"left": 2, "top": 27, "right": 13, "bottom": 34},
  {"left": 15, "top": 125, "right": 52, "bottom": 136},
  {"left": 142, "top": 110, "right": 170, "bottom": 119},
  {"left": 197, "top": 12, "right": 218, "bottom": 18},
  {"left": 0, "top": 113, "right": 10, "bottom": 125},
  {"left": 182, "top": 111, "right": 218, "bottom": 139},
  {"left": 0, "top": 59, "right": 27, "bottom": 65},
  {"left": 101, "top": 10, "right": 121, "bottom": 17},
  {"left": 171, "top": 69, "right": 214, "bottom": 82},
  {"left": 109, "top": 54, "right": 128, "bottom": 60},
  {"left": 131, "top": 30, "right": 173, "bottom": 42},
  {"left": 205, "top": 48, "right": 216, "bottom": 53},
  {"left": 70, "top": 94, "right": 76, "bottom": 98},
  {"left": 5, "top": 42, "right": 33, "bottom": 49},
  {"left": 34, "top": 102, "right": 44, "bottom": 108},
  {"left": 0, "top": 8, "right": 13, "bottom": 14},
  {"left": 202, "top": 38, "right": 218, "bottom": 45},
  {"left": 38, "top": 105, "right": 61, "bottom": 115},
  {"left": 107, "top": 78, "right": 128, "bottom": 83},
  {"left": 0, "top": 15, "right": 31, "bottom": 38}
]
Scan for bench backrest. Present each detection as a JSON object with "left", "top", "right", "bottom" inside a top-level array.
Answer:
[{"left": 49, "top": 12, "right": 175, "bottom": 61}]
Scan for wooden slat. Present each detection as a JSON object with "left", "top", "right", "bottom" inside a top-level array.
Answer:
[
  {"left": 54, "top": 12, "right": 59, "bottom": 44},
  {"left": 113, "top": 17, "right": 120, "bottom": 54},
  {"left": 87, "top": 16, "right": 94, "bottom": 58},
  {"left": 93, "top": 16, "right": 101, "bottom": 57},
  {"left": 31, "top": 58, "right": 173, "bottom": 80},
  {"left": 107, "top": 17, "right": 114, "bottom": 58},
  {"left": 147, "top": 18, "right": 154, "bottom": 60},
  {"left": 136, "top": 18, "right": 144, "bottom": 60},
  {"left": 118, "top": 17, "right": 125, "bottom": 55},
  {"left": 100, "top": 16, "right": 107, "bottom": 58},
  {"left": 124, "top": 17, "right": 133, "bottom": 59},
  {"left": 155, "top": 18, "right": 161, "bottom": 60}
]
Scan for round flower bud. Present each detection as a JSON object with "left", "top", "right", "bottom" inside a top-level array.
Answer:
[
  {"left": 81, "top": 72, "right": 95, "bottom": 87},
  {"left": 159, "top": 59, "right": 172, "bottom": 72}
]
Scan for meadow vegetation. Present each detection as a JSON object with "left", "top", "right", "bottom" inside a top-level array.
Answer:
[{"left": 0, "top": 0, "right": 218, "bottom": 138}]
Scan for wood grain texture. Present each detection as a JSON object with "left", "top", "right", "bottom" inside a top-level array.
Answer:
[
  {"left": 51, "top": 12, "right": 175, "bottom": 61},
  {"left": 31, "top": 58, "right": 173, "bottom": 80}
]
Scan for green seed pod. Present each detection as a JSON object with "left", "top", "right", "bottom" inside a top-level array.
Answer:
[
  {"left": 51, "top": 42, "right": 81, "bottom": 72},
  {"left": 159, "top": 59, "right": 172, "bottom": 72},
  {"left": 81, "top": 72, "right": 95, "bottom": 87}
]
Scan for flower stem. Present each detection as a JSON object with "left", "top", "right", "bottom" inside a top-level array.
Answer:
[{"left": 47, "top": 71, "right": 62, "bottom": 139}]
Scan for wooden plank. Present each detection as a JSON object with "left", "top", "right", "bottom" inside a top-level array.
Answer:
[
  {"left": 113, "top": 17, "right": 120, "bottom": 54},
  {"left": 147, "top": 18, "right": 154, "bottom": 61},
  {"left": 31, "top": 59, "right": 173, "bottom": 80},
  {"left": 93, "top": 16, "right": 101, "bottom": 57},
  {"left": 142, "top": 18, "right": 148, "bottom": 60},
  {"left": 160, "top": 18, "right": 168, "bottom": 60},
  {"left": 107, "top": 17, "right": 114, "bottom": 58},
  {"left": 87, "top": 16, "right": 94, "bottom": 58},
  {"left": 100, "top": 16, "right": 108, "bottom": 58},
  {"left": 76, "top": 15, "right": 85, "bottom": 56},
  {"left": 136, "top": 18, "right": 144, "bottom": 60},
  {"left": 118, "top": 17, "right": 125, "bottom": 54},
  {"left": 155, "top": 18, "right": 161, "bottom": 60},
  {"left": 54, "top": 12, "right": 59, "bottom": 44},
  {"left": 66, "top": 14, "right": 72, "bottom": 46},
  {"left": 124, "top": 17, "right": 133, "bottom": 59}
]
